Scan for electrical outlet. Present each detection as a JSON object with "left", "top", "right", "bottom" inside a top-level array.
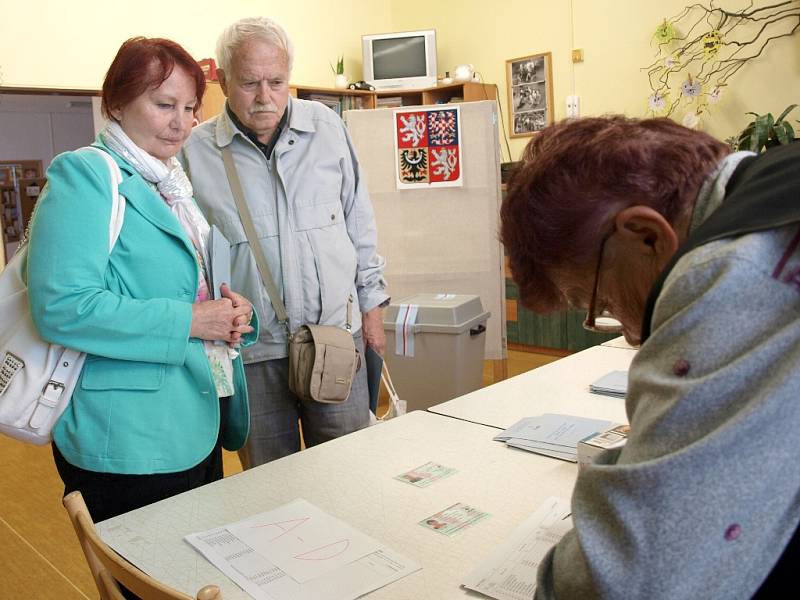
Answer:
[{"left": 566, "top": 95, "right": 580, "bottom": 118}]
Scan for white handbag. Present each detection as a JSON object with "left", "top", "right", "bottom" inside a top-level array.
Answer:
[{"left": 0, "top": 147, "right": 125, "bottom": 445}]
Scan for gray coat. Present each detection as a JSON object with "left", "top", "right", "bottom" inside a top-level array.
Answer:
[
  {"left": 537, "top": 153, "right": 800, "bottom": 599},
  {"left": 180, "top": 98, "right": 388, "bottom": 363}
]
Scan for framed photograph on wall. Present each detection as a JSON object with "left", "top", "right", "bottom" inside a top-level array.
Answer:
[{"left": 506, "top": 52, "right": 553, "bottom": 137}]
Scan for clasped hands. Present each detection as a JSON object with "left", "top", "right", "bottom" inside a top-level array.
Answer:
[{"left": 190, "top": 283, "right": 254, "bottom": 346}]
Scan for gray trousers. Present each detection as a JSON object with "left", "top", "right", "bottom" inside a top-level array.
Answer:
[{"left": 239, "top": 333, "right": 370, "bottom": 469}]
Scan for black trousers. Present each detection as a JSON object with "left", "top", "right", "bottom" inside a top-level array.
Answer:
[{"left": 53, "top": 434, "right": 224, "bottom": 524}]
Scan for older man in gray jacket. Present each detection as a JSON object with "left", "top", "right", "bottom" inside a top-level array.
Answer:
[
  {"left": 180, "top": 17, "right": 388, "bottom": 468},
  {"left": 502, "top": 116, "right": 800, "bottom": 598}
]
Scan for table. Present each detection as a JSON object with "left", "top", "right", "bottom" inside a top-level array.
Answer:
[
  {"left": 600, "top": 336, "right": 638, "bottom": 350},
  {"left": 428, "top": 345, "right": 636, "bottom": 430},
  {"left": 97, "top": 411, "right": 579, "bottom": 599}
]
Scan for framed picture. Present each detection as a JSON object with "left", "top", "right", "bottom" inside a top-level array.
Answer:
[{"left": 506, "top": 52, "right": 553, "bottom": 137}]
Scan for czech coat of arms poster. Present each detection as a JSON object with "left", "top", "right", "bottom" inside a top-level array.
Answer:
[{"left": 394, "top": 106, "right": 463, "bottom": 189}]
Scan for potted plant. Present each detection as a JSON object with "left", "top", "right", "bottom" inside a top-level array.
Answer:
[
  {"left": 330, "top": 56, "right": 347, "bottom": 89},
  {"left": 729, "top": 104, "right": 797, "bottom": 153}
]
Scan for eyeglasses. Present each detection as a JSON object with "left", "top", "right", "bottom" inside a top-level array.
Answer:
[{"left": 582, "top": 233, "right": 624, "bottom": 334}]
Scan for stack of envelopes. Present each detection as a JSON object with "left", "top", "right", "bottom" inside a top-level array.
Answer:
[
  {"left": 589, "top": 370, "right": 628, "bottom": 398},
  {"left": 493, "top": 414, "right": 614, "bottom": 462}
]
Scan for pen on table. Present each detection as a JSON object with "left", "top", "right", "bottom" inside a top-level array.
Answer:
[{"left": 562, "top": 513, "right": 571, "bottom": 520}]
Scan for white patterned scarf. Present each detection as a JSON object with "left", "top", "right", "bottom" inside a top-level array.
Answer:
[{"left": 100, "top": 121, "right": 210, "bottom": 262}]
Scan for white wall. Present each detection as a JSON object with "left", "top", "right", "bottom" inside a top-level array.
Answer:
[
  {"left": 0, "top": 94, "right": 95, "bottom": 264},
  {"left": 0, "top": 94, "right": 94, "bottom": 167}
]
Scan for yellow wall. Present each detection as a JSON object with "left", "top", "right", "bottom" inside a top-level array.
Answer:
[
  {"left": 1, "top": 0, "right": 799, "bottom": 160},
  {"left": 393, "top": 0, "right": 800, "bottom": 159},
  {"left": 0, "top": 0, "right": 390, "bottom": 90}
]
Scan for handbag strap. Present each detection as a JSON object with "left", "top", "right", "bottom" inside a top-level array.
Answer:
[
  {"left": 83, "top": 147, "right": 125, "bottom": 252},
  {"left": 40, "top": 147, "right": 123, "bottom": 398},
  {"left": 221, "top": 145, "right": 290, "bottom": 331},
  {"left": 376, "top": 361, "right": 401, "bottom": 420}
]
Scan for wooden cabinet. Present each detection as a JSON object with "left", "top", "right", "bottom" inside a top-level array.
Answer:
[
  {"left": 505, "top": 275, "right": 618, "bottom": 353},
  {"left": 197, "top": 81, "right": 496, "bottom": 121},
  {"left": 197, "top": 82, "right": 226, "bottom": 122},
  {"left": 375, "top": 81, "right": 496, "bottom": 107}
]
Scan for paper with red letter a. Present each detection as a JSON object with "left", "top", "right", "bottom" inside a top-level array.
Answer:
[{"left": 227, "top": 498, "right": 381, "bottom": 583}]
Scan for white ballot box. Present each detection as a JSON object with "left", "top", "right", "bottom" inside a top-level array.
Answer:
[{"left": 383, "top": 293, "right": 490, "bottom": 411}]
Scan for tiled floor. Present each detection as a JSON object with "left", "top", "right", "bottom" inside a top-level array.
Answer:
[{"left": 0, "top": 349, "right": 560, "bottom": 598}]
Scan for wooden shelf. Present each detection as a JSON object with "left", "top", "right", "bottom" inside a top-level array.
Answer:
[
  {"left": 197, "top": 81, "right": 496, "bottom": 121},
  {"left": 376, "top": 82, "right": 496, "bottom": 107},
  {"left": 1, "top": 161, "right": 42, "bottom": 261}
]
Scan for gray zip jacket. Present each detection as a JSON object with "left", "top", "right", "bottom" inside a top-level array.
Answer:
[
  {"left": 180, "top": 98, "right": 388, "bottom": 362},
  {"left": 537, "top": 152, "right": 800, "bottom": 598}
]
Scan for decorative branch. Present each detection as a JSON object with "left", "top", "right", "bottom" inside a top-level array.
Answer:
[{"left": 643, "top": 1, "right": 800, "bottom": 122}]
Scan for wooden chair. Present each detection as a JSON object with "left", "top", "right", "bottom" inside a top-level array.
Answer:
[{"left": 63, "top": 491, "right": 222, "bottom": 600}]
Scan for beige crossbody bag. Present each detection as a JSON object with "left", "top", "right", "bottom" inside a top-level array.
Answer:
[{"left": 221, "top": 146, "right": 359, "bottom": 404}]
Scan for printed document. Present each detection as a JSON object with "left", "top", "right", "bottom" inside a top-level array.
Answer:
[
  {"left": 462, "top": 497, "right": 571, "bottom": 600},
  {"left": 185, "top": 498, "right": 421, "bottom": 600}
]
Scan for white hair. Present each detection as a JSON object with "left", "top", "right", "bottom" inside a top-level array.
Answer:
[{"left": 216, "top": 17, "right": 294, "bottom": 75}]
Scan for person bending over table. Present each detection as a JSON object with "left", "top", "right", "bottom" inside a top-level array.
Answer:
[{"left": 500, "top": 116, "right": 799, "bottom": 598}]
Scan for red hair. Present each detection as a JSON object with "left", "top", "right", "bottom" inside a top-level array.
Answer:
[
  {"left": 101, "top": 37, "right": 206, "bottom": 120},
  {"left": 500, "top": 116, "right": 729, "bottom": 313}
]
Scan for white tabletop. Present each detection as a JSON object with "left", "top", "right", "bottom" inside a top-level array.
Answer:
[
  {"left": 97, "top": 411, "right": 580, "bottom": 600},
  {"left": 600, "top": 336, "right": 638, "bottom": 350},
  {"left": 428, "top": 345, "right": 636, "bottom": 430}
]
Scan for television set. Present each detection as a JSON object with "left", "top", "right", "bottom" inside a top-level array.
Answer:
[{"left": 362, "top": 29, "right": 437, "bottom": 90}]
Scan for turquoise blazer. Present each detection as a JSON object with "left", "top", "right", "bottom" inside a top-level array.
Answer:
[{"left": 27, "top": 141, "right": 254, "bottom": 475}]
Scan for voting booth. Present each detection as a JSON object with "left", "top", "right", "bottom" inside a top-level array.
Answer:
[
  {"left": 344, "top": 101, "right": 507, "bottom": 366},
  {"left": 383, "top": 293, "right": 489, "bottom": 411}
]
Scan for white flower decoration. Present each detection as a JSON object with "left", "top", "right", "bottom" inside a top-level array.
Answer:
[
  {"left": 648, "top": 92, "right": 667, "bottom": 111},
  {"left": 708, "top": 86, "right": 723, "bottom": 103},
  {"left": 682, "top": 112, "right": 701, "bottom": 129},
  {"left": 681, "top": 79, "right": 702, "bottom": 97}
]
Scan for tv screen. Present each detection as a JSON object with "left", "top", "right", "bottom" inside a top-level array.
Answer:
[
  {"left": 363, "top": 29, "right": 437, "bottom": 89},
  {"left": 372, "top": 36, "right": 427, "bottom": 80}
]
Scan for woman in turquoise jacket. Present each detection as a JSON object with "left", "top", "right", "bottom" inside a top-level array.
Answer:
[{"left": 27, "top": 37, "right": 256, "bottom": 523}]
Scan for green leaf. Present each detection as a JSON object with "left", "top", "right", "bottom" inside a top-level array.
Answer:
[
  {"left": 778, "top": 120, "right": 795, "bottom": 144},
  {"left": 775, "top": 122, "right": 790, "bottom": 145},
  {"left": 752, "top": 114, "right": 772, "bottom": 151},
  {"left": 775, "top": 104, "right": 798, "bottom": 123}
]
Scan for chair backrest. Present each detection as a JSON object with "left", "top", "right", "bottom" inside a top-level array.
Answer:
[{"left": 63, "top": 491, "right": 222, "bottom": 600}]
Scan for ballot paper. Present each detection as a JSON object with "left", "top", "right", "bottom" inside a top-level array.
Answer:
[
  {"left": 494, "top": 414, "right": 613, "bottom": 462},
  {"left": 462, "top": 496, "right": 572, "bottom": 600},
  {"left": 185, "top": 498, "right": 421, "bottom": 600},
  {"left": 589, "top": 370, "right": 628, "bottom": 398}
]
